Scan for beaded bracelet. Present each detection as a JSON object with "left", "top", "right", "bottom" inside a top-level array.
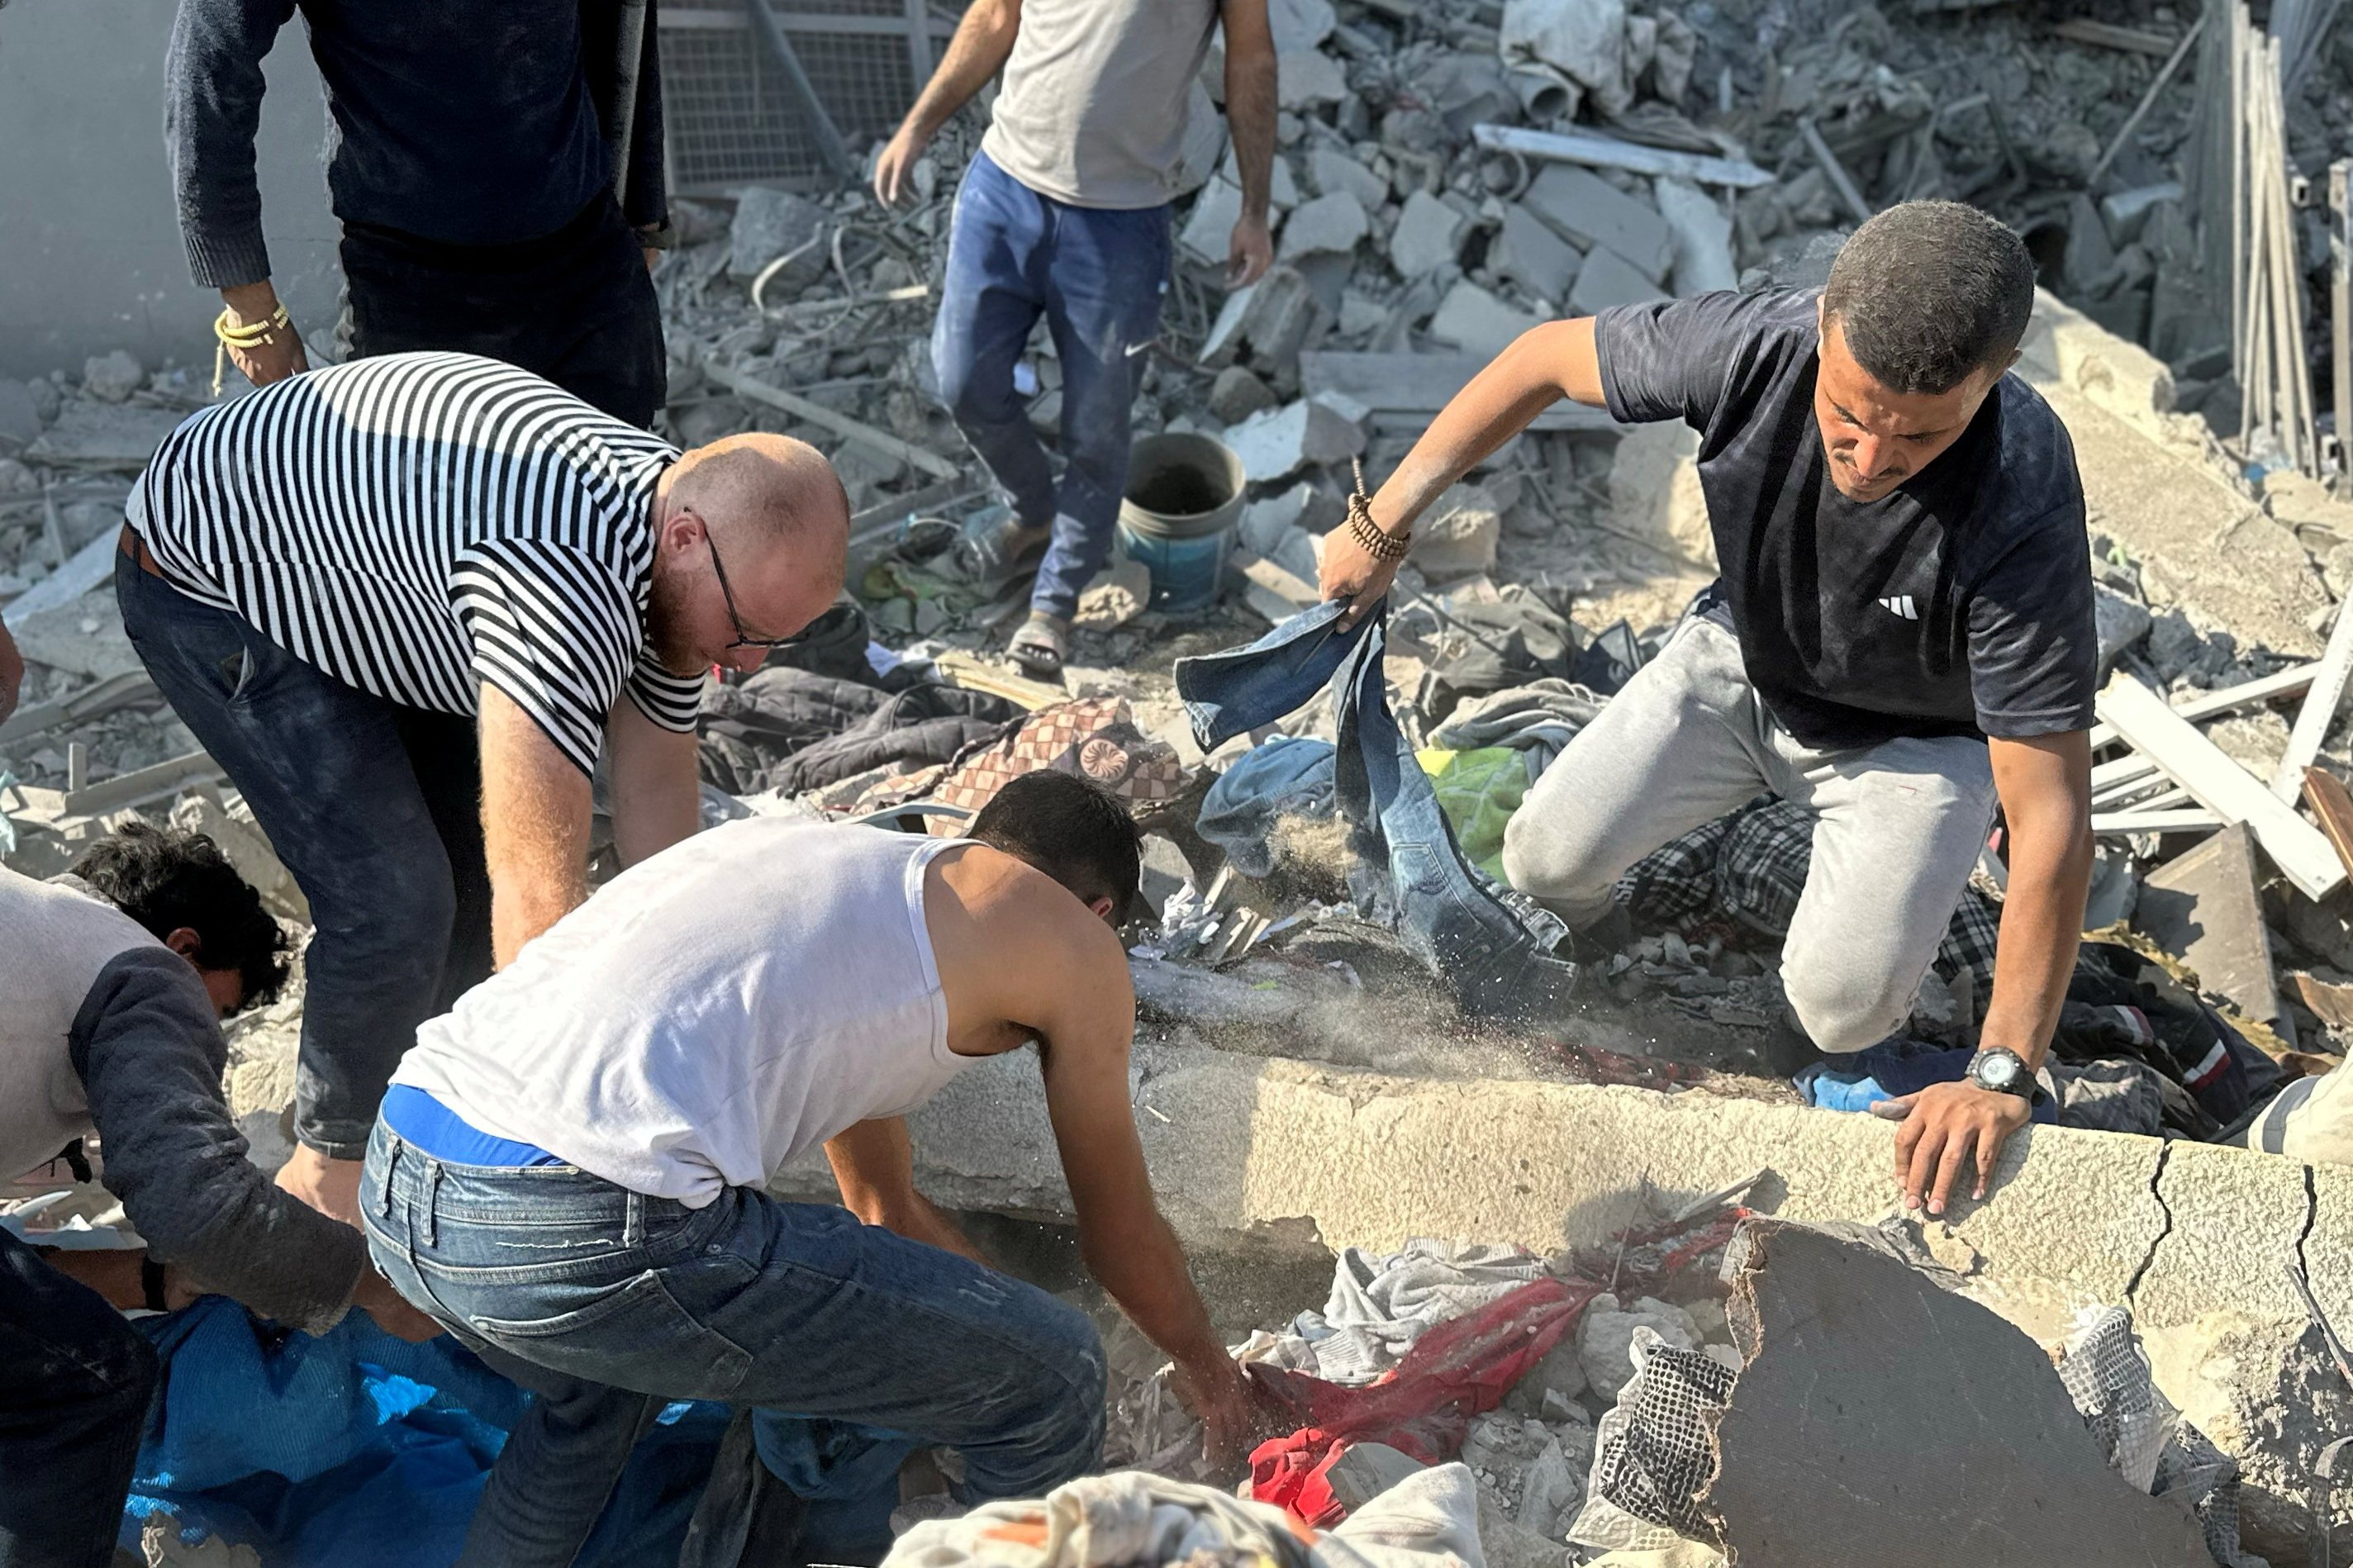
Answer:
[{"left": 1343, "top": 457, "right": 1409, "bottom": 563}]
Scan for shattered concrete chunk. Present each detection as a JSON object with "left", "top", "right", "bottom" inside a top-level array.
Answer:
[
  {"left": 1208, "top": 365, "right": 1279, "bottom": 426},
  {"left": 1606, "top": 422, "right": 1712, "bottom": 568},
  {"left": 1239, "top": 480, "right": 1341, "bottom": 558},
  {"left": 1276, "top": 50, "right": 1349, "bottom": 112},
  {"left": 0, "top": 380, "right": 41, "bottom": 451},
  {"left": 1181, "top": 178, "right": 1246, "bottom": 268},
  {"left": 1428, "top": 282, "right": 1546, "bottom": 360},
  {"left": 1268, "top": 0, "right": 1337, "bottom": 54},
  {"left": 1522, "top": 166, "right": 1671, "bottom": 284},
  {"left": 1710, "top": 1221, "right": 2213, "bottom": 1568},
  {"left": 1500, "top": 0, "right": 1633, "bottom": 118},
  {"left": 728, "top": 188, "right": 834, "bottom": 287},
  {"left": 1310, "top": 148, "right": 1390, "bottom": 211},
  {"left": 25, "top": 378, "right": 59, "bottom": 426},
  {"left": 1576, "top": 1293, "right": 1700, "bottom": 1401},
  {"left": 81, "top": 349, "right": 145, "bottom": 404},
  {"left": 1652, "top": 179, "right": 1737, "bottom": 297},
  {"left": 2136, "top": 824, "right": 2286, "bottom": 1035},
  {"left": 2093, "top": 584, "right": 2153, "bottom": 677},
  {"left": 1224, "top": 397, "right": 1366, "bottom": 485},
  {"left": 1490, "top": 204, "right": 1583, "bottom": 305},
  {"left": 1389, "top": 190, "right": 1466, "bottom": 280},
  {"left": 1567, "top": 245, "right": 1667, "bottom": 316},
  {"left": 1279, "top": 190, "right": 1369, "bottom": 262},
  {"left": 1077, "top": 557, "right": 1153, "bottom": 631},
  {"left": 1409, "top": 482, "right": 1502, "bottom": 579}
]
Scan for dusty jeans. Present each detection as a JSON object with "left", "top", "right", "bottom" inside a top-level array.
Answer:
[{"left": 1501, "top": 616, "right": 1999, "bottom": 1054}]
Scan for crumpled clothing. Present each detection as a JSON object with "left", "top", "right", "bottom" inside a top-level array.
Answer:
[
  {"left": 699, "top": 667, "right": 1021, "bottom": 796},
  {"left": 872, "top": 696, "right": 1191, "bottom": 834},
  {"left": 1295, "top": 1239, "right": 1555, "bottom": 1386},
  {"left": 2050, "top": 1058, "right": 2167, "bottom": 1137},
  {"left": 2058, "top": 943, "right": 2284, "bottom": 1135},
  {"left": 1199, "top": 738, "right": 1338, "bottom": 879},
  {"left": 885, "top": 1464, "right": 1485, "bottom": 1568},
  {"left": 2057, "top": 1307, "right": 2265, "bottom": 1568},
  {"left": 2240, "top": 1063, "right": 2353, "bottom": 1164},
  {"left": 1407, "top": 588, "right": 1583, "bottom": 726},
  {"left": 1417, "top": 748, "right": 1529, "bottom": 882},
  {"left": 1616, "top": 797, "right": 2004, "bottom": 985},
  {"left": 1425, "top": 679, "right": 1606, "bottom": 772},
  {"left": 1568, "top": 1327, "right": 1737, "bottom": 1556}
]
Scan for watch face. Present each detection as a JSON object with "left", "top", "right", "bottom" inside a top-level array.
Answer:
[{"left": 1975, "top": 1052, "right": 2023, "bottom": 1091}]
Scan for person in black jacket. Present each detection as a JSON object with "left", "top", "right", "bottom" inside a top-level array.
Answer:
[
  {"left": 0, "top": 824, "right": 430, "bottom": 1568},
  {"left": 165, "top": 0, "right": 672, "bottom": 425}
]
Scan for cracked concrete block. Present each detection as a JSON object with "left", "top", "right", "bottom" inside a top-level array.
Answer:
[
  {"left": 2094, "top": 584, "right": 2152, "bottom": 677},
  {"left": 1180, "top": 178, "right": 1245, "bottom": 267},
  {"left": 1279, "top": 190, "right": 1369, "bottom": 263},
  {"left": 1208, "top": 364, "right": 1279, "bottom": 425},
  {"left": 1390, "top": 190, "right": 1466, "bottom": 279},
  {"left": 1428, "top": 282, "right": 1546, "bottom": 360},
  {"left": 1490, "top": 204, "right": 1582, "bottom": 305},
  {"left": 81, "top": 349, "right": 145, "bottom": 404},
  {"left": 2018, "top": 288, "right": 2175, "bottom": 439},
  {"left": 1223, "top": 397, "right": 1367, "bottom": 484},
  {"left": 1221, "top": 146, "right": 1298, "bottom": 212},
  {"left": 1567, "top": 244, "right": 1666, "bottom": 316},
  {"left": 1277, "top": 50, "right": 1349, "bottom": 111},
  {"left": 1521, "top": 165, "right": 1671, "bottom": 284},
  {"left": 1270, "top": 0, "right": 1338, "bottom": 54},
  {"left": 1576, "top": 1294, "right": 1699, "bottom": 1399},
  {"left": 1652, "top": 178, "right": 1737, "bottom": 297},
  {"left": 1310, "top": 148, "right": 1390, "bottom": 212},
  {"left": 1714, "top": 1222, "right": 2214, "bottom": 1567},
  {"left": 1606, "top": 422, "right": 1712, "bottom": 568},
  {"left": 2129, "top": 1139, "right": 2316, "bottom": 1333},
  {"left": 2134, "top": 824, "right": 2285, "bottom": 1034}
]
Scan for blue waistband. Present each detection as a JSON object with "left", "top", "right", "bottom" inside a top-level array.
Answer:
[{"left": 379, "top": 1085, "right": 563, "bottom": 1167}]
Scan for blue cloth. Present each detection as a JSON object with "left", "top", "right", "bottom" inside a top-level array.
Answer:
[
  {"left": 1797, "top": 1043, "right": 2057, "bottom": 1124},
  {"left": 380, "top": 1086, "right": 561, "bottom": 1167},
  {"left": 1196, "top": 737, "right": 1337, "bottom": 878},
  {"left": 361, "top": 1124, "right": 1105, "bottom": 1568},
  {"left": 2, "top": 1228, "right": 156, "bottom": 1568},
  {"left": 1174, "top": 602, "right": 1580, "bottom": 1021},
  {"left": 932, "top": 151, "right": 1172, "bottom": 621},
  {"left": 119, "top": 560, "right": 492, "bottom": 1159},
  {"left": 122, "top": 1295, "right": 718, "bottom": 1568}
]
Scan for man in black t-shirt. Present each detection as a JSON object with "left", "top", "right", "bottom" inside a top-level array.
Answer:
[{"left": 1322, "top": 202, "right": 2095, "bottom": 1219}]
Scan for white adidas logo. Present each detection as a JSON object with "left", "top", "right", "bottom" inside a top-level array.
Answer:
[{"left": 1879, "top": 594, "right": 1919, "bottom": 620}]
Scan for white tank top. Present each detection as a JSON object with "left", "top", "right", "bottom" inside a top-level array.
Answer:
[{"left": 392, "top": 821, "right": 980, "bottom": 1207}]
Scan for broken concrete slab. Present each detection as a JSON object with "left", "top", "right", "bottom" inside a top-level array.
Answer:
[
  {"left": 1409, "top": 482, "right": 1502, "bottom": 578},
  {"left": 1267, "top": 0, "right": 1337, "bottom": 52},
  {"left": 1520, "top": 165, "right": 1671, "bottom": 284},
  {"left": 1301, "top": 352, "right": 1617, "bottom": 433},
  {"left": 1223, "top": 397, "right": 1367, "bottom": 485},
  {"left": 1208, "top": 365, "right": 1280, "bottom": 426},
  {"left": 1202, "top": 266, "right": 1319, "bottom": 375},
  {"left": 1239, "top": 480, "right": 1343, "bottom": 558},
  {"left": 1711, "top": 1221, "right": 2214, "bottom": 1568},
  {"left": 80, "top": 350, "right": 145, "bottom": 404},
  {"left": 1566, "top": 244, "right": 1666, "bottom": 316},
  {"left": 1428, "top": 283, "right": 1546, "bottom": 360},
  {"left": 1180, "top": 178, "right": 1245, "bottom": 268},
  {"left": 2134, "top": 823, "right": 2287, "bottom": 1032},
  {"left": 728, "top": 187, "right": 834, "bottom": 287},
  {"left": 22, "top": 403, "right": 187, "bottom": 470},
  {"left": 1276, "top": 49, "right": 1349, "bottom": 111},
  {"left": 1278, "top": 190, "right": 1369, "bottom": 263},
  {"left": 2094, "top": 584, "right": 2153, "bottom": 677},
  {"left": 1309, "top": 148, "right": 1390, "bottom": 212},
  {"left": 1605, "top": 421, "right": 1712, "bottom": 568},
  {"left": 1651, "top": 178, "right": 1736, "bottom": 297},
  {"left": 1490, "top": 204, "right": 1583, "bottom": 305},
  {"left": 1389, "top": 190, "right": 1466, "bottom": 279}
]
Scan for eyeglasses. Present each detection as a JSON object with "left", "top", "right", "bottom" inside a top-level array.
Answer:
[{"left": 703, "top": 528, "right": 805, "bottom": 651}]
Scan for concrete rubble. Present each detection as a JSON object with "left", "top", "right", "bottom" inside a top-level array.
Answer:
[{"left": 12, "top": 0, "right": 2353, "bottom": 1563}]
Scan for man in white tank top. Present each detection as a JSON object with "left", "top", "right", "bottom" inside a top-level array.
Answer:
[{"left": 361, "top": 772, "right": 1258, "bottom": 1566}]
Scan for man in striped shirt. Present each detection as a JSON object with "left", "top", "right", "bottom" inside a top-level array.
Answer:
[{"left": 116, "top": 351, "right": 849, "bottom": 1223}]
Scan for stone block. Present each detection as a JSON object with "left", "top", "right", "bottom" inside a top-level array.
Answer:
[
  {"left": 1269, "top": 0, "right": 1338, "bottom": 53},
  {"left": 1224, "top": 397, "right": 1367, "bottom": 484},
  {"left": 1278, "top": 190, "right": 1368, "bottom": 262},
  {"left": 81, "top": 350, "right": 145, "bottom": 405},
  {"left": 2093, "top": 585, "right": 2151, "bottom": 677},
  {"left": 1491, "top": 204, "right": 1583, "bottom": 305},
  {"left": 1522, "top": 165, "right": 1671, "bottom": 283},
  {"left": 1428, "top": 282, "right": 1545, "bottom": 360},
  {"left": 2136, "top": 824, "right": 2284, "bottom": 1032},
  {"left": 1409, "top": 481, "right": 1502, "bottom": 578},
  {"left": 1208, "top": 365, "right": 1279, "bottom": 425},
  {"left": 1277, "top": 50, "right": 1348, "bottom": 111},
  {"left": 1310, "top": 148, "right": 1390, "bottom": 211},
  {"left": 1652, "top": 178, "right": 1737, "bottom": 297},
  {"left": 1567, "top": 244, "right": 1666, "bottom": 315},
  {"left": 729, "top": 187, "right": 834, "bottom": 287},
  {"left": 1240, "top": 480, "right": 1343, "bottom": 557},
  {"left": 1389, "top": 189, "right": 1466, "bottom": 279},
  {"left": 0, "top": 380, "right": 40, "bottom": 452},
  {"left": 1202, "top": 265, "right": 1318, "bottom": 373},
  {"left": 1181, "top": 178, "right": 1244, "bottom": 268},
  {"left": 1223, "top": 146, "right": 1299, "bottom": 211},
  {"left": 1605, "top": 421, "right": 1712, "bottom": 567}
]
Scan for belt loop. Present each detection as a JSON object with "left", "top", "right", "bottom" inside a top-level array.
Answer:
[
  {"left": 376, "top": 1139, "right": 400, "bottom": 1219},
  {"left": 421, "top": 1160, "right": 444, "bottom": 1248},
  {"left": 623, "top": 1190, "right": 644, "bottom": 1248}
]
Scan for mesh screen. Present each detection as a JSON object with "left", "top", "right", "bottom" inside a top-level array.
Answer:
[{"left": 660, "top": 7, "right": 932, "bottom": 190}]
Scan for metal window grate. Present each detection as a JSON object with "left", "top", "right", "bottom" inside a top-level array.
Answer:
[{"left": 661, "top": 5, "right": 945, "bottom": 191}]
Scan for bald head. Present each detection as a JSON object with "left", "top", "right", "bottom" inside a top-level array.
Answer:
[
  {"left": 644, "top": 432, "right": 853, "bottom": 676},
  {"left": 670, "top": 432, "right": 851, "bottom": 546}
]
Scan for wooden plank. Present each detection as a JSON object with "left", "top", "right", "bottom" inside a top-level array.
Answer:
[
  {"left": 2089, "top": 14, "right": 2210, "bottom": 187},
  {"left": 2303, "top": 766, "right": 2353, "bottom": 881},
  {"left": 2093, "top": 809, "right": 2227, "bottom": 834},
  {"left": 2085, "top": 661, "right": 2317, "bottom": 750},
  {"left": 1303, "top": 352, "right": 1621, "bottom": 427},
  {"left": 933, "top": 650, "right": 1064, "bottom": 711},
  {"left": 1799, "top": 117, "right": 1874, "bottom": 223},
  {"left": 2275, "top": 601, "right": 2353, "bottom": 799},
  {"left": 2054, "top": 19, "right": 2181, "bottom": 55},
  {"left": 1467, "top": 123, "right": 1774, "bottom": 190},
  {"left": 2096, "top": 672, "right": 2345, "bottom": 897},
  {"left": 58, "top": 749, "right": 225, "bottom": 818},
  {"left": 696, "top": 357, "right": 963, "bottom": 481},
  {"left": 0, "top": 669, "right": 159, "bottom": 747}
]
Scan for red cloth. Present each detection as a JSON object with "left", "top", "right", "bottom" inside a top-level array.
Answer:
[{"left": 1247, "top": 1276, "right": 1600, "bottom": 1524}]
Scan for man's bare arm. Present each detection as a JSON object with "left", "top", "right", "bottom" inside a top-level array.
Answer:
[
  {"left": 605, "top": 694, "right": 701, "bottom": 867},
  {"left": 872, "top": 0, "right": 1022, "bottom": 205},
  {"left": 1885, "top": 730, "right": 2092, "bottom": 1214},
  {"left": 1319, "top": 318, "right": 1605, "bottom": 621},
  {"left": 1219, "top": 0, "right": 1277, "bottom": 287},
  {"left": 0, "top": 621, "right": 21, "bottom": 728},
  {"left": 823, "top": 1116, "right": 994, "bottom": 1268},
  {"left": 478, "top": 687, "right": 594, "bottom": 967}
]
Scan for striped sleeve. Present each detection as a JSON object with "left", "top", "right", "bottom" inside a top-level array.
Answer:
[
  {"left": 626, "top": 653, "right": 708, "bottom": 734},
  {"left": 450, "top": 538, "right": 642, "bottom": 775}
]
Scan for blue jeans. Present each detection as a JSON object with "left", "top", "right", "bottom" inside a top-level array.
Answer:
[
  {"left": 359, "top": 1126, "right": 1106, "bottom": 1568},
  {"left": 116, "top": 558, "right": 492, "bottom": 1157},
  {"left": 1175, "top": 601, "right": 1580, "bottom": 1022},
  {"left": 932, "top": 151, "right": 1172, "bottom": 620},
  {"left": 0, "top": 1228, "right": 159, "bottom": 1568}
]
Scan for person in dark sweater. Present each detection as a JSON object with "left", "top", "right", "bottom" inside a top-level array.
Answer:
[
  {"left": 0, "top": 824, "right": 432, "bottom": 1568},
  {"left": 165, "top": 0, "right": 671, "bottom": 425},
  {"left": 1320, "top": 202, "right": 2097, "bottom": 1222}
]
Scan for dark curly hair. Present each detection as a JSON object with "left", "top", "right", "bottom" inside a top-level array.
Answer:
[
  {"left": 71, "top": 821, "right": 291, "bottom": 1011},
  {"left": 1823, "top": 201, "right": 2035, "bottom": 396},
  {"left": 971, "top": 770, "right": 1143, "bottom": 928}
]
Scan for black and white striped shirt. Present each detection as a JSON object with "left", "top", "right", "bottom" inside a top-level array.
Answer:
[{"left": 129, "top": 353, "right": 702, "bottom": 776}]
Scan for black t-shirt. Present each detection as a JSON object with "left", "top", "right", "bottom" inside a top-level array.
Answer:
[{"left": 1592, "top": 288, "right": 2098, "bottom": 751}]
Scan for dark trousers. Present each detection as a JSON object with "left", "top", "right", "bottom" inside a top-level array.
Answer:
[
  {"left": 115, "top": 558, "right": 493, "bottom": 1158},
  {"left": 0, "top": 1229, "right": 158, "bottom": 1568},
  {"left": 339, "top": 192, "right": 667, "bottom": 428}
]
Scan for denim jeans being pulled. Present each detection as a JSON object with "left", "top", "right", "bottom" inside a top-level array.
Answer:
[
  {"left": 116, "top": 558, "right": 492, "bottom": 1158},
  {"left": 1174, "top": 601, "right": 1580, "bottom": 1021},
  {"left": 931, "top": 151, "right": 1172, "bottom": 621},
  {"left": 359, "top": 1126, "right": 1107, "bottom": 1568}
]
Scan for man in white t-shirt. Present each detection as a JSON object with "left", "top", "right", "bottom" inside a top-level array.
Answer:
[{"left": 361, "top": 772, "right": 1257, "bottom": 1567}]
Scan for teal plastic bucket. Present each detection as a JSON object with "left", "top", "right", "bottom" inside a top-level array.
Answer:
[{"left": 1115, "top": 433, "right": 1246, "bottom": 613}]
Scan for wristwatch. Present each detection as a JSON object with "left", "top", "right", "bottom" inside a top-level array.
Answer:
[{"left": 1967, "top": 1047, "right": 2041, "bottom": 1101}]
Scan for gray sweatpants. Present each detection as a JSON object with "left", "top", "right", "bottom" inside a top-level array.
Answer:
[{"left": 1500, "top": 617, "right": 1998, "bottom": 1054}]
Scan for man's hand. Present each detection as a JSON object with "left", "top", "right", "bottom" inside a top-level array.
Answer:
[
  {"left": 1168, "top": 1347, "right": 1262, "bottom": 1466},
  {"left": 1318, "top": 514, "right": 1403, "bottom": 627},
  {"left": 1875, "top": 1080, "right": 2032, "bottom": 1216},
  {"left": 872, "top": 126, "right": 930, "bottom": 207},
  {"left": 218, "top": 282, "right": 307, "bottom": 387},
  {"left": 274, "top": 1144, "right": 366, "bottom": 1228},
  {"left": 351, "top": 1270, "right": 444, "bottom": 1342},
  {"left": 1228, "top": 213, "right": 1273, "bottom": 288}
]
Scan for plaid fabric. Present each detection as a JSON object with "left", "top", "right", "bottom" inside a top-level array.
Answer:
[
  {"left": 849, "top": 696, "right": 1186, "bottom": 833},
  {"left": 1618, "top": 797, "right": 2003, "bottom": 983}
]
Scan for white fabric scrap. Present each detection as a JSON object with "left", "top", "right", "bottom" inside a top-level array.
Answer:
[{"left": 1295, "top": 1238, "right": 1553, "bottom": 1385}]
